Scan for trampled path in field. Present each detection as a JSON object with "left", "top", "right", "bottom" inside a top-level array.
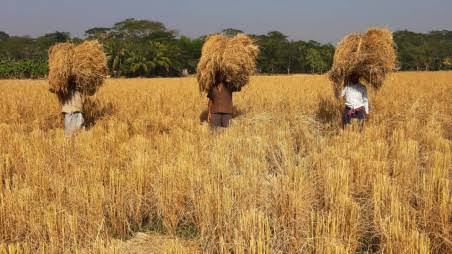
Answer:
[{"left": 108, "top": 233, "right": 200, "bottom": 254}]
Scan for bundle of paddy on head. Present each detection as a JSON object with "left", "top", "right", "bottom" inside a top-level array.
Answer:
[
  {"left": 329, "top": 28, "right": 397, "bottom": 91},
  {"left": 48, "top": 40, "right": 108, "bottom": 97},
  {"left": 197, "top": 33, "right": 260, "bottom": 93}
]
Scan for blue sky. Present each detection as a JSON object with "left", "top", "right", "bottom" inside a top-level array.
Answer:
[{"left": 1, "top": 0, "right": 451, "bottom": 43}]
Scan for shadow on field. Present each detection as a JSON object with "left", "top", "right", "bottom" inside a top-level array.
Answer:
[
  {"left": 315, "top": 96, "right": 342, "bottom": 129},
  {"left": 83, "top": 97, "right": 116, "bottom": 129},
  {"left": 199, "top": 110, "right": 208, "bottom": 123}
]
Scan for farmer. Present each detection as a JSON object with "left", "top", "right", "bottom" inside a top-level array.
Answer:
[
  {"left": 336, "top": 73, "right": 369, "bottom": 130},
  {"left": 54, "top": 81, "right": 86, "bottom": 136},
  {"left": 207, "top": 82, "right": 235, "bottom": 128}
]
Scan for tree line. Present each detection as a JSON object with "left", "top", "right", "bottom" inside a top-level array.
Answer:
[{"left": 0, "top": 19, "right": 451, "bottom": 79}]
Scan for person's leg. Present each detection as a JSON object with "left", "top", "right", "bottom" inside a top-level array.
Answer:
[
  {"left": 342, "top": 107, "right": 352, "bottom": 129},
  {"left": 210, "top": 113, "right": 222, "bottom": 128},
  {"left": 63, "top": 113, "right": 72, "bottom": 136},
  {"left": 356, "top": 110, "right": 366, "bottom": 132},
  {"left": 74, "top": 112, "right": 85, "bottom": 130},
  {"left": 221, "top": 113, "right": 233, "bottom": 128},
  {"left": 64, "top": 112, "right": 85, "bottom": 136}
]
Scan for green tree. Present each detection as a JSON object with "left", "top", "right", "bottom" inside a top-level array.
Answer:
[
  {"left": 222, "top": 28, "right": 244, "bottom": 37},
  {"left": 35, "top": 32, "right": 71, "bottom": 56},
  {"left": 305, "top": 48, "right": 327, "bottom": 73},
  {"left": 105, "top": 39, "right": 127, "bottom": 77},
  {"left": 123, "top": 41, "right": 171, "bottom": 77},
  {"left": 175, "top": 36, "right": 203, "bottom": 74},
  {"left": 38, "top": 31, "right": 70, "bottom": 44},
  {"left": 394, "top": 30, "right": 452, "bottom": 71},
  {"left": 113, "top": 18, "right": 168, "bottom": 39},
  {"left": 85, "top": 27, "right": 111, "bottom": 41},
  {"left": 257, "top": 31, "right": 290, "bottom": 73},
  {"left": 0, "top": 36, "right": 37, "bottom": 59},
  {"left": 2, "top": 19, "right": 452, "bottom": 79},
  {"left": 0, "top": 31, "right": 9, "bottom": 42},
  {"left": 148, "top": 41, "right": 171, "bottom": 75}
]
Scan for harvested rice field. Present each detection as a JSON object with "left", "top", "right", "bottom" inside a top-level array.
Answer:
[{"left": 0, "top": 72, "right": 451, "bottom": 253}]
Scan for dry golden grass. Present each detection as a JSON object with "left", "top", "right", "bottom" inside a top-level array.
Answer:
[{"left": 0, "top": 72, "right": 451, "bottom": 253}]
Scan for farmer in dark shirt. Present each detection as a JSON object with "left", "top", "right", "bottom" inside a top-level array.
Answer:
[{"left": 207, "top": 82, "right": 234, "bottom": 128}]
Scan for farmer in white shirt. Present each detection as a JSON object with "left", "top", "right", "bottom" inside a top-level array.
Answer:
[
  {"left": 51, "top": 80, "right": 86, "bottom": 136},
  {"left": 336, "top": 73, "right": 369, "bottom": 130}
]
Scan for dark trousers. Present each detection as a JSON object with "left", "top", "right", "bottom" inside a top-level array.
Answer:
[
  {"left": 210, "top": 113, "right": 232, "bottom": 128},
  {"left": 343, "top": 106, "right": 365, "bottom": 127}
]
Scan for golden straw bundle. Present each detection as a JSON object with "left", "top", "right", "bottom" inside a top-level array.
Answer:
[
  {"left": 48, "top": 43, "right": 75, "bottom": 94},
  {"left": 72, "top": 40, "right": 108, "bottom": 94},
  {"left": 197, "top": 34, "right": 259, "bottom": 93},
  {"left": 329, "top": 28, "right": 397, "bottom": 90},
  {"left": 196, "top": 34, "right": 228, "bottom": 93},
  {"left": 222, "top": 34, "right": 260, "bottom": 90}
]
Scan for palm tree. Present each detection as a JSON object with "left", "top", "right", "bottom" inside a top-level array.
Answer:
[
  {"left": 126, "top": 51, "right": 155, "bottom": 75},
  {"left": 105, "top": 39, "right": 126, "bottom": 77},
  {"left": 148, "top": 41, "right": 171, "bottom": 74},
  {"left": 119, "top": 40, "right": 172, "bottom": 77}
]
